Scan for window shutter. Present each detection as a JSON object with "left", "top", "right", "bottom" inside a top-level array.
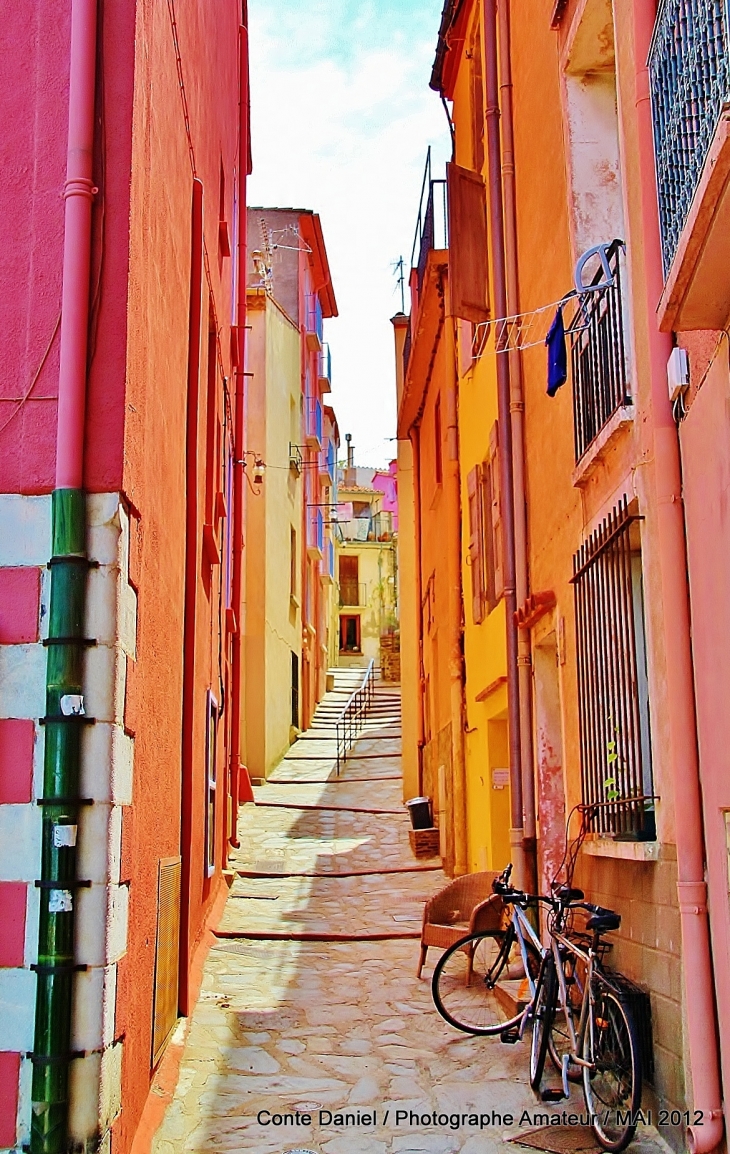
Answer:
[
  {"left": 467, "top": 466, "right": 485, "bottom": 623},
  {"left": 489, "top": 422, "right": 504, "bottom": 601},
  {"left": 447, "top": 162, "right": 489, "bottom": 324}
]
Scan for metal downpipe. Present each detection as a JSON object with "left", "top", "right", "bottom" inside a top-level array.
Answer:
[
  {"left": 31, "top": 0, "right": 98, "bottom": 1149},
  {"left": 497, "top": 0, "right": 537, "bottom": 895}
]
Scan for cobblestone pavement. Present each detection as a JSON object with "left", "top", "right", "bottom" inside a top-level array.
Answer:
[{"left": 152, "top": 684, "right": 670, "bottom": 1154}]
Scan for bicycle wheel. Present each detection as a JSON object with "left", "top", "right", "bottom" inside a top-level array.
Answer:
[
  {"left": 581, "top": 980, "right": 641, "bottom": 1153},
  {"left": 432, "top": 930, "right": 538, "bottom": 1036},
  {"left": 530, "top": 956, "right": 557, "bottom": 1090},
  {"left": 548, "top": 949, "right": 585, "bottom": 1083}
]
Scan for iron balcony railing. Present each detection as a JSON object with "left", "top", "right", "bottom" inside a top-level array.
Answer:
[
  {"left": 305, "top": 395, "right": 323, "bottom": 449},
  {"left": 649, "top": 0, "right": 730, "bottom": 274},
  {"left": 306, "top": 293, "right": 324, "bottom": 347},
  {"left": 335, "top": 659, "right": 376, "bottom": 775},
  {"left": 403, "top": 147, "right": 448, "bottom": 378},
  {"left": 571, "top": 496, "right": 655, "bottom": 840},
  {"left": 322, "top": 536, "right": 335, "bottom": 581},
  {"left": 339, "top": 581, "right": 367, "bottom": 607},
  {"left": 568, "top": 240, "right": 630, "bottom": 462},
  {"left": 308, "top": 507, "right": 324, "bottom": 555},
  {"left": 318, "top": 342, "right": 331, "bottom": 385},
  {"left": 319, "top": 437, "right": 336, "bottom": 483},
  {"left": 289, "top": 442, "right": 303, "bottom": 475}
]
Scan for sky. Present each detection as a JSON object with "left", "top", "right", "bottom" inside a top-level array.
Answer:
[{"left": 247, "top": 0, "right": 451, "bottom": 468}]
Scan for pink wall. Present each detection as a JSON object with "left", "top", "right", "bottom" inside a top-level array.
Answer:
[
  {"left": 679, "top": 354, "right": 730, "bottom": 1115},
  {"left": 373, "top": 459, "right": 398, "bottom": 531}
]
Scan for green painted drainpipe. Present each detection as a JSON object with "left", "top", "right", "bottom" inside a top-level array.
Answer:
[{"left": 31, "top": 488, "right": 91, "bottom": 1154}]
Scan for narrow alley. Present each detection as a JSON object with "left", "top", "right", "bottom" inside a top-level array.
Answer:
[{"left": 151, "top": 676, "right": 666, "bottom": 1154}]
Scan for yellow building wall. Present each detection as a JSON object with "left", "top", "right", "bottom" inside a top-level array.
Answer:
[
  {"left": 450, "top": 6, "right": 512, "bottom": 872},
  {"left": 337, "top": 539, "right": 397, "bottom": 666},
  {"left": 244, "top": 291, "right": 303, "bottom": 778}
]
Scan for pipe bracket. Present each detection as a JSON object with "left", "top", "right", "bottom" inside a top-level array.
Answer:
[
  {"left": 34, "top": 879, "right": 92, "bottom": 889},
  {"left": 26, "top": 1051, "right": 86, "bottom": 1064},
  {"left": 36, "top": 797, "right": 93, "bottom": 807},
  {"left": 47, "top": 555, "right": 99, "bottom": 569},
  {"left": 43, "top": 637, "right": 97, "bottom": 647},
  {"left": 31, "top": 963, "right": 88, "bottom": 975},
  {"left": 39, "top": 715, "right": 96, "bottom": 726}
]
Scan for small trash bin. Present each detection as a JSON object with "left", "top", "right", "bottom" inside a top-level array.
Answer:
[{"left": 406, "top": 796, "right": 433, "bottom": 830}]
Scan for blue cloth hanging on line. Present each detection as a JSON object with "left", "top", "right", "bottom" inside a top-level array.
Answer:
[{"left": 546, "top": 306, "right": 567, "bottom": 397}]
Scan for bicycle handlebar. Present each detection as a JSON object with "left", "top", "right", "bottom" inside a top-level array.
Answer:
[{"left": 492, "top": 865, "right": 618, "bottom": 920}]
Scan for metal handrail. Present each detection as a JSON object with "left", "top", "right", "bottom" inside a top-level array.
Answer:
[{"left": 335, "top": 659, "right": 376, "bottom": 775}]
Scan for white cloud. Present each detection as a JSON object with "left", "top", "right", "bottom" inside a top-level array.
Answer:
[{"left": 248, "top": 0, "right": 451, "bottom": 466}]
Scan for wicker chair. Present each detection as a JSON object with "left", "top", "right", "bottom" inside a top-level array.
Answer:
[{"left": 417, "top": 871, "right": 505, "bottom": 977}]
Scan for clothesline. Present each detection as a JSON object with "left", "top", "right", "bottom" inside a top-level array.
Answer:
[{"left": 472, "top": 291, "right": 583, "bottom": 358}]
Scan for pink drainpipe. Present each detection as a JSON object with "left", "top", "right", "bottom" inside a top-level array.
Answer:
[
  {"left": 634, "top": 3, "right": 724, "bottom": 1149},
  {"left": 55, "top": 0, "right": 98, "bottom": 489}
]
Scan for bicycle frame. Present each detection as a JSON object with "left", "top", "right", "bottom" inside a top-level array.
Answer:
[{"left": 549, "top": 928, "right": 596, "bottom": 1080}]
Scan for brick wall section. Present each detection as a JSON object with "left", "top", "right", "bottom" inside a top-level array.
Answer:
[{"left": 576, "top": 846, "right": 684, "bottom": 1122}]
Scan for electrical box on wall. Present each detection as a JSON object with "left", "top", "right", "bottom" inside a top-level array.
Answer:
[{"left": 667, "top": 347, "right": 689, "bottom": 402}]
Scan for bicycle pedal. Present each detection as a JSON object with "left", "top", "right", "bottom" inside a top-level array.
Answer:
[
  {"left": 500, "top": 1027, "right": 521, "bottom": 1044},
  {"left": 540, "top": 1088, "right": 567, "bottom": 1103}
]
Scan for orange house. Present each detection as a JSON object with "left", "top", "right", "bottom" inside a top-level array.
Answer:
[{"left": 413, "top": 0, "right": 726, "bottom": 1139}]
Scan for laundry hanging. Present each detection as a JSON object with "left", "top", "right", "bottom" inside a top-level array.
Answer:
[{"left": 545, "top": 306, "right": 567, "bottom": 397}]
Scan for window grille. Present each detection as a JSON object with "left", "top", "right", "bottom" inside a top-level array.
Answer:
[
  {"left": 649, "top": 0, "right": 730, "bottom": 275},
  {"left": 571, "top": 497, "right": 655, "bottom": 839},
  {"left": 568, "top": 240, "right": 630, "bottom": 462}
]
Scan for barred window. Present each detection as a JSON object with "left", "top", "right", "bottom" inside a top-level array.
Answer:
[{"left": 571, "top": 496, "right": 654, "bottom": 839}]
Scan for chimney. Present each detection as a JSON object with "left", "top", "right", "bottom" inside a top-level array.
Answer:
[{"left": 344, "top": 433, "right": 355, "bottom": 486}]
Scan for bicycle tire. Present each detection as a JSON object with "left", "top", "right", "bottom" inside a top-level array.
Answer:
[
  {"left": 432, "top": 929, "right": 539, "bottom": 1036},
  {"left": 530, "top": 956, "right": 557, "bottom": 1091},
  {"left": 581, "top": 980, "right": 642, "bottom": 1153}
]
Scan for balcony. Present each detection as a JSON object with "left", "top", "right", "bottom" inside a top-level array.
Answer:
[
  {"left": 568, "top": 240, "right": 631, "bottom": 462},
  {"left": 650, "top": 0, "right": 730, "bottom": 328},
  {"left": 305, "top": 395, "right": 323, "bottom": 450},
  {"left": 339, "top": 581, "right": 367, "bottom": 608},
  {"left": 318, "top": 437, "right": 336, "bottom": 485},
  {"left": 321, "top": 537, "right": 335, "bottom": 584},
  {"left": 307, "top": 507, "right": 324, "bottom": 560},
  {"left": 335, "top": 510, "right": 393, "bottom": 543},
  {"left": 289, "top": 442, "right": 303, "bottom": 475},
  {"left": 403, "top": 148, "right": 448, "bottom": 378},
  {"left": 318, "top": 343, "right": 331, "bottom": 390},
  {"left": 306, "top": 294, "right": 324, "bottom": 351}
]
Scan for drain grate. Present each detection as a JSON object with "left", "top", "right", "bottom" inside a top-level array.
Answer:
[{"left": 509, "top": 1126, "right": 601, "bottom": 1153}]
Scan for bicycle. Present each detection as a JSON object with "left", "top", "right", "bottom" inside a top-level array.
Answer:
[{"left": 432, "top": 864, "right": 641, "bottom": 1152}]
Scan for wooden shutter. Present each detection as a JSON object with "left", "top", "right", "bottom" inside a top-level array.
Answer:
[
  {"left": 467, "top": 466, "right": 485, "bottom": 623},
  {"left": 447, "top": 162, "right": 489, "bottom": 323},
  {"left": 488, "top": 422, "right": 504, "bottom": 601},
  {"left": 151, "top": 856, "right": 181, "bottom": 1066}
]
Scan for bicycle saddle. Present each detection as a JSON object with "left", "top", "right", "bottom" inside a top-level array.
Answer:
[
  {"left": 586, "top": 909, "right": 621, "bottom": 933},
  {"left": 555, "top": 885, "right": 584, "bottom": 903}
]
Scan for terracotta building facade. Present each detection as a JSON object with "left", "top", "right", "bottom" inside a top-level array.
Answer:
[
  {"left": 396, "top": 0, "right": 730, "bottom": 1146},
  {"left": 0, "top": 2, "right": 251, "bottom": 1151}
]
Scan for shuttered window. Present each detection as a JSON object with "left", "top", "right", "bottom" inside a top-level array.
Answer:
[
  {"left": 205, "top": 691, "right": 219, "bottom": 877},
  {"left": 151, "top": 856, "right": 181, "bottom": 1067},
  {"left": 446, "top": 162, "right": 489, "bottom": 323},
  {"left": 467, "top": 422, "right": 503, "bottom": 622}
]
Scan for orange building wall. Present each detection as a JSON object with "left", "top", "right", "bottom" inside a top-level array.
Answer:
[{"left": 114, "top": 2, "right": 242, "bottom": 1149}]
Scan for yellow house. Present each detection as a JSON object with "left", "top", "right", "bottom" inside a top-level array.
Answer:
[
  {"left": 394, "top": 4, "right": 516, "bottom": 875},
  {"left": 335, "top": 474, "right": 397, "bottom": 672},
  {"left": 243, "top": 285, "right": 303, "bottom": 780}
]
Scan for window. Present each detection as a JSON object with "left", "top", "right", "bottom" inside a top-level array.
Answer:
[
  {"left": 339, "top": 554, "right": 359, "bottom": 607},
  {"left": 434, "top": 397, "right": 443, "bottom": 486},
  {"left": 291, "top": 652, "right": 299, "bottom": 728},
  {"left": 339, "top": 614, "right": 361, "bottom": 653},
  {"left": 205, "top": 691, "right": 219, "bottom": 875},
  {"left": 469, "top": 18, "right": 484, "bottom": 172},
  {"left": 466, "top": 422, "right": 503, "bottom": 622},
  {"left": 290, "top": 526, "right": 297, "bottom": 601},
  {"left": 571, "top": 496, "right": 654, "bottom": 839}
]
